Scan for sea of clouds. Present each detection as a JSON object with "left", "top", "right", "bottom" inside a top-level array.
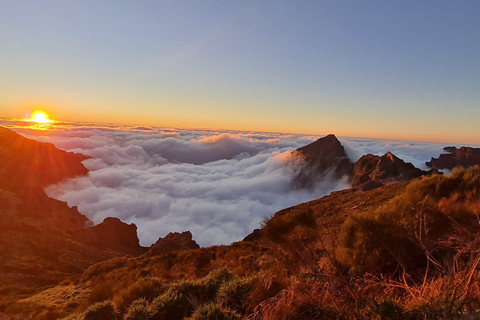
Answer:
[{"left": 1, "top": 118, "right": 451, "bottom": 247}]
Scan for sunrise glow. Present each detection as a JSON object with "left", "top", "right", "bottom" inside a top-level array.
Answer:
[{"left": 30, "top": 111, "right": 51, "bottom": 123}]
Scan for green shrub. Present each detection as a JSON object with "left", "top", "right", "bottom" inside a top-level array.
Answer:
[
  {"left": 336, "top": 167, "right": 480, "bottom": 277},
  {"left": 217, "top": 278, "right": 254, "bottom": 314},
  {"left": 149, "top": 288, "right": 190, "bottom": 320},
  {"left": 198, "top": 269, "right": 234, "bottom": 300},
  {"left": 114, "top": 278, "right": 165, "bottom": 311},
  {"left": 83, "top": 300, "right": 119, "bottom": 320},
  {"left": 124, "top": 298, "right": 152, "bottom": 320},
  {"left": 186, "top": 303, "right": 242, "bottom": 320},
  {"left": 149, "top": 270, "right": 233, "bottom": 319},
  {"left": 60, "top": 313, "right": 83, "bottom": 320}
]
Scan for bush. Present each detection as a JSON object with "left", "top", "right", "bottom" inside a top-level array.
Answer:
[
  {"left": 262, "top": 208, "right": 316, "bottom": 242},
  {"left": 336, "top": 167, "right": 480, "bottom": 277},
  {"left": 186, "top": 303, "right": 242, "bottom": 320},
  {"left": 149, "top": 287, "right": 191, "bottom": 320},
  {"left": 124, "top": 298, "right": 152, "bottom": 320},
  {"left": 217, "top": 278, "right": 254, "bottom": 314},
  {"left": 149, "top": 269, "right": 234, "bottom": 319},
  {"left": 83, "top": 300, "right": 119, "bottom": 320},
  {"left": 198, "top": 269, "right": 234, "bottom": 300},
  {"left": 60, "top": 313, "right": 83, "bottom": 320},
  {"left": 114, "top": 278, "right": 165, "bottom": 311}
]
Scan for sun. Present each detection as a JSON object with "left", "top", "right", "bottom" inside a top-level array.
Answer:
[{"left": 30, "top": 111, "right": 51, "bottom": 123}]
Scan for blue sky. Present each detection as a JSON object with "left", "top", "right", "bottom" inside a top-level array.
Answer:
[{"left": 1, "top": 1, "right": 479, "bottom": 143}]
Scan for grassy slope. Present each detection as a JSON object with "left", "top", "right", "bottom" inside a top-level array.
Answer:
[{"left": 7, "top": 167, "right": 480, "bottom": 319}]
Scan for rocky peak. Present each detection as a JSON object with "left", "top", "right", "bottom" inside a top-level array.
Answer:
[
  {"left": 148, "top": 231, "right": 200, "bottom": 256},
  {"left": 426, "top": 146, "right": 480, "bottom": 170},
  {"left": 291, "top": 134, "right": 353, "bottom": 188},
  {"left": 353, "top": 152, "right": 433, "bottom": 191}
]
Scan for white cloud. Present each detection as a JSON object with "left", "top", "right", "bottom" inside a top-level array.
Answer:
[{"left": 0, "top": 119, "right": 458, "bottom": 247}]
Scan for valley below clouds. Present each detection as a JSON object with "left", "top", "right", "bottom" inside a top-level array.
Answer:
[{"left": 1, "top": 119, "right": 450, "bottom": 247}]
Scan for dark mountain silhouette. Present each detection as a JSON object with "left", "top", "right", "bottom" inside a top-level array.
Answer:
[
  {"left": 291, "top": 134, "right": 353, "bottom": 188},
  {"left": 426, "top": 146, "right": 480, "bottom": 170}
]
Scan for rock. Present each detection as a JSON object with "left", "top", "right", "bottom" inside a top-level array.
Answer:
[
  {"left": 443, "top": 146, "right": 458, "bottom": 153},
  {"left": 361, "top": 180, "right": 385, "bottom": 192},
  {"left": 243, "top": 228, "right": 262, "bottom": 242},
  {"left": 74, "top": 217, "right": 142, "bottom": 255},
  {"left": 148, "top": 231, "right": 200, "bottom": 255},
  {"left": 426, "top": 147, "right": 480, "bottom": 170},
  {"left": 353, "top": 152, "right": 432, "bottom": 189},
  {"left": 291, "top": 134, "right": 353, "bottom": 188}
]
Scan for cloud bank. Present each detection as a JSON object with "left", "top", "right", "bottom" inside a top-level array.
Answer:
[{"left": 0, "top": 118, "right": 453, "bottom": 246}]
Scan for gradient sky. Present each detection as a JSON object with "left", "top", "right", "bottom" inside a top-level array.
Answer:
[{"left": 1, "top": 1, "right": 479, "bottom": 143}]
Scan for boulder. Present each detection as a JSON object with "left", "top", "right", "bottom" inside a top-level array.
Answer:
[
  {"left": 148, "top": 231, "right": 200, "bottom": 255},
  {"left": 291, "top": 134, "right": 353, "bottom": 188},
  {"left": 426, "top": 147, "right": 480, "bottom": 170}
]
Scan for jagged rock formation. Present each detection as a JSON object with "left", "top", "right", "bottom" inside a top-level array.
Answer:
[
  {"left": 74, "top": 217, "right": 144, "bottom": 255},
  {"left": 291, "top": 134, "right": 353, "bottom": 188},
  {"left": 148, "top": 231, "right": 200, "bottom": 255},
  {"left": 353, "top": 152, "right": 433, "bottom": 191},
  {"left": 426, "top": 146, "right": 480, "bottom": 170}
]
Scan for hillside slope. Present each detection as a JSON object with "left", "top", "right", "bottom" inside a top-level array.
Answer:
[
  {"left": 19, "top": 167, "right": 480, "bottom": 320},
  {"left": 0, "top": 127, "right": 144, "bottom": 316}
]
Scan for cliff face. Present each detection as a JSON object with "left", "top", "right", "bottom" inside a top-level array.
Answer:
[{"left": 291, "top": 134, "right": 353, "bottom": 188}]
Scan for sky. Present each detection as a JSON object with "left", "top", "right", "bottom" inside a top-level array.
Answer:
[
  {"left": 1, "top": 118, "right": 454, "bottom": 246},
  {"left": 1, "top": 1, "right": 479, "bottom": 143}
]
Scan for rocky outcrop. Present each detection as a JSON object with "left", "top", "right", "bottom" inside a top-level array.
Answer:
[
  {"left": 74, "top": 217, "right": 143, "bottom": 255},
  {"left": 291, "top": 134, "right": 353, "bottom": 188},
  {"left": 426, "top": 147, "right": 480, "bottom": 170},
  {"left": 353, "top": 152, "right": 433, "bottom": 191},
  {"left": 148, "top": 231, "right": 200, "bottom": 255}
]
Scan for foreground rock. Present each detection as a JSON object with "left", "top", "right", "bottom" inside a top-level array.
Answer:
[
  {"left": 148, "top": 231, "right": 200, "bottom": 255},
  {"left": 353, "top": 152, "right": 434, "bottom": 191},
  {"left": 426, "top": 146, "right": 480, "bottom": 170},
  {"left": 291, "top": 134, "right": 353, "bottom": 188}
]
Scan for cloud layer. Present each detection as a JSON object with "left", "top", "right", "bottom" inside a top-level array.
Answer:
[{"left": 1, "top": 119, "right": 451, "bottom": 246}]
